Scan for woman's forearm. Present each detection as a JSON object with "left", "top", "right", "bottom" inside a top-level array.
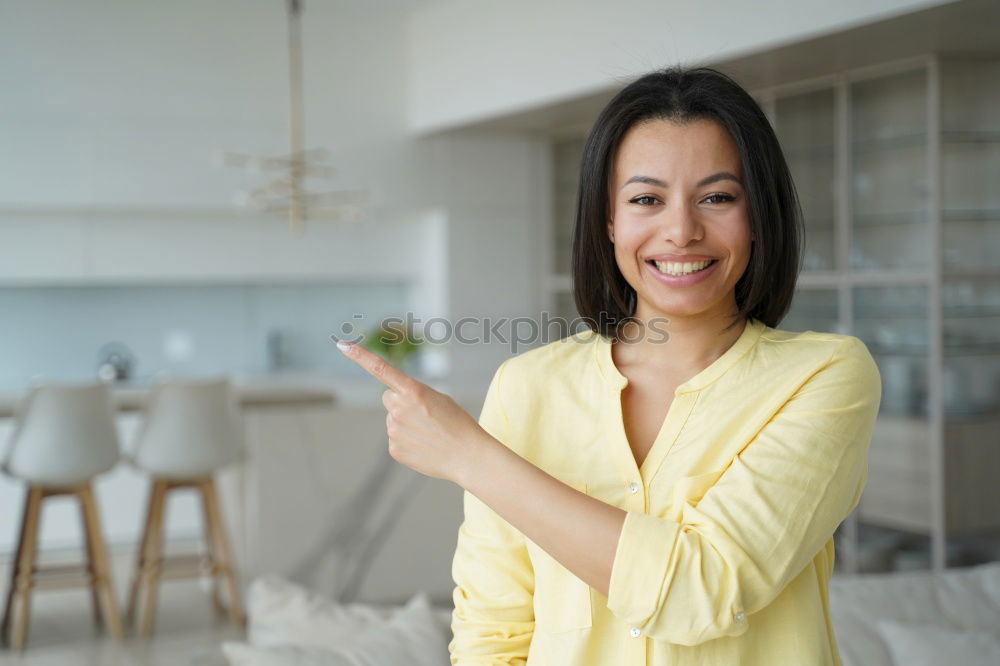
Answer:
[{"left": 457, "top": 435, "right": 627, "bottom": 599}]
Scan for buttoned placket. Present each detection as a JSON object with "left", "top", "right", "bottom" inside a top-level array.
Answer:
[
  {"left": 602, "top": 388, "right": 701, "bottom": 655},
  {"left": 591, "top": 321, "right": 764, "bottom": 655},
  {"left": 598, "top": 380, "right": 650, "bottom": 659},
  {"left": 596, "top": 335, "right": 706, "bottom": 655}
]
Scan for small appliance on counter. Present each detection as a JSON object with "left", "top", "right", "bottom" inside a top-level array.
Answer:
[{"left": 96, "top": 341, "right": 136, "bottom": 383}]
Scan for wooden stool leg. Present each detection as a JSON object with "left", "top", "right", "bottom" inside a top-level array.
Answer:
[
  {"left": 78, "top": 484, "right": 123, "bottom": 641},
  {"left": 198, "top": 483, "right": 225, "bottom": 617},
  {"left": 126, "top": 479, "right": 158, "bottom": 628},
  {"left": 199, "top": 478, "right": 245, "bottom": 627},
  {"left": 78, "top": 488, "right": 104, "bottom": 630},
  {"left": 1, "top": 486, "right": 34, "bottom": 646},
  {"left": 1, "top": 486, "right": 43, "bottom": 650},
  {"left": 137, "top": 479, "right": 168, "bottom": 638}
]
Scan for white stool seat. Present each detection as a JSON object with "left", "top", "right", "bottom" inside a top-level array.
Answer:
[
  {"left": 3, "top": 382, "right": 119, "bottom": 486},
  {"left": 131, "top": 377, "right": 245, "bottom": 480}
]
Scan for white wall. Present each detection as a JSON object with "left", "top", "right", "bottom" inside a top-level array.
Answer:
[
  {"left": 423, "top": 134, "right": 553, "bottom": 387},
  {"left": 405, "top": 0, "right": 957, "bottom": 134}
]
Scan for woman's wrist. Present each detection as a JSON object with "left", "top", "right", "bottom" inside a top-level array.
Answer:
[{"left": 453, "top": 430, "right": 505, "bottom": 492}]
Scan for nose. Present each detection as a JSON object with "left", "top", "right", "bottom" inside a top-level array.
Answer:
[{"left": 656, "top": 198, "right": 704, "bottom": 246}]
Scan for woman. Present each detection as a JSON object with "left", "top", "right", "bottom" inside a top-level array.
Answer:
[{"left": 338, "top": 65, "right": 881, "bottom": 665}]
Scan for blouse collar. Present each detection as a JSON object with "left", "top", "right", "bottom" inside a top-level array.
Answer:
[{"left": 592, "top": 317, "right": 766, "bottom": 393}]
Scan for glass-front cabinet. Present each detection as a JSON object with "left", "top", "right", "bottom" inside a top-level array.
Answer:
[{"left": 766, "top": 54, "right": 1000, "bottom": 574}]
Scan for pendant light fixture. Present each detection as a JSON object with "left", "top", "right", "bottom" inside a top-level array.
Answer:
[{"left": 217, "top": 0, "right": 368, "bottom": 233}]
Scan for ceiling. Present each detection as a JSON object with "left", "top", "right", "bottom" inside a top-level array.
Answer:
[{"left": 456, "top": 0, "right": 1000, "bottom": 137}]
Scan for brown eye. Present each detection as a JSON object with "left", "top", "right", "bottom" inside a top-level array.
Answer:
[
  {"left": 704, "top": 193, "right": 735, "bottom": 204},
  {"left": 629, "top": 195, "right": 659, "bottom": 206}
]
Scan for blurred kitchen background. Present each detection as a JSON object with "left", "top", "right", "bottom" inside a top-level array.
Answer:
[{"left": 1, "top": 0, "right": 998, "bottom": 661}]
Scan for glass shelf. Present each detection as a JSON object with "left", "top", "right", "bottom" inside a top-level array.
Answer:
[
  {"left": 850, "top": 68, "right": 929, "bottom": 274},
  {"left": 942, "top": 130, "right": 1000, "bottom": 143},
  {"left": 841, "top": 130, "right": 1000, "bottom": 155},
  {"left": 854, "top": 285, "right": 929, "bottom": 417},
  {"left": 849, "top": 226, "right": 930, "bottom": 271},
  {"left": 853, "top": 308, "right": 1000, "bottom": 319},
  {"left": 944, "top": 353, "right": 1000, "bottom": 415},
  {"left": 943, "top": 209, "right": 1000, "bottom": 221},
  {"left": 868, "top": 344, "right": 1000, "bottom": 356},
  {"left": 803, "top": 215, "right": 835, "bottom": 228},
  {"left": 782, "top": 288, "right": 839, "bottom": 334},
  {"left": 942, "top": 306, "right": 1000, "bottom": 318},
  {"left": 776, "top": 88, "right": 836, "bottom": 273},
  {"left": 850, "top": 67, "right": 927, "bottom": 141},
  {"left": 782, "top": 143, "right": 836, "bottom": 161},
  {"left": 851, "top": 131, "right": 927, "bottom": 153},
  {"left": 853, "top": 210, "right": 926, "bottom": 227}
]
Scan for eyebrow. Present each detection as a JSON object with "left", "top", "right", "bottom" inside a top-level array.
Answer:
[{"left": 620, "top": 171, "right": 743, "bottom": 191}]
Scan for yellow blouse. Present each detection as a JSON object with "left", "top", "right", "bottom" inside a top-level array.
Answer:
[{"left": 448, "top": 317, "right": 882, "bottom": 665}]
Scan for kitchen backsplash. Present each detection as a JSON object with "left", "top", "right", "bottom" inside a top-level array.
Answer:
[{"left": 0, "top": 281, "right": 410, "bottom": 388}]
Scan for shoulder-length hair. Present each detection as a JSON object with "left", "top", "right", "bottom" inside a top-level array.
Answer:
[{"left": 572, "top": 65, "right": 803, "bottom": 339}]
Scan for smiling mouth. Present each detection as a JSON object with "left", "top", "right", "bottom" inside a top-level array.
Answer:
[{"left": 646, "top": 258, "right": 717, "bottom": 276}]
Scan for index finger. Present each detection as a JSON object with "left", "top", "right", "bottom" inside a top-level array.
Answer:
[{"left": 335, "top": 338, "right": 418, "bottom": 393}]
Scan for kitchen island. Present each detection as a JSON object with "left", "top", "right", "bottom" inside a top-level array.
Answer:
[{"left": 0, "top": 375, "right": 478, "bottom": 606}]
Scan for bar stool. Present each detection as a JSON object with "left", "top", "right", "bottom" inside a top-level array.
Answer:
[
  {"left": 125, "top": 377, "right": 246, "bottom": 636},
  {"left": 0, "top": 381, "right": 124, "bottom": 650}
]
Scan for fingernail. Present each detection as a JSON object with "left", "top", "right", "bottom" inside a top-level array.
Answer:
[{"left": 336, "top": 339, "right": 352, "bottom": 352}]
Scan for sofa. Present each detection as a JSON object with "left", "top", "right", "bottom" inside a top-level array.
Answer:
[
  {"left": 829, "top": 559, "right": 1000, "bottom": 666},
  {"left": 220, "top": 560, "right": 1000, "bottom": 665}
]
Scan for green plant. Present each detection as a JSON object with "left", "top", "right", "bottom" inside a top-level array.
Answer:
[{"left": 360, "top": 319, "right": 424, "bottom": 371}]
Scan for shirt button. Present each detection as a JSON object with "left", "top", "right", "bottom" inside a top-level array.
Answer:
[
  {"left": 734, "top": 612, "right": 746, "bottom": 622},
  {"left": 628, "top": 482, "right": 640, "bottom": 494},
  {"left": 629, "top": 627, "right": 641, "bottom": 638}
]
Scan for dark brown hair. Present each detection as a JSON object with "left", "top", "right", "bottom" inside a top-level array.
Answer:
[{"left": 572, "top": 65, "right": 803, "bottom": 340}]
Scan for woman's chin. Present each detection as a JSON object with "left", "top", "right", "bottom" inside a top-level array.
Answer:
[{"left": 637, "top": 297, "right": 727, "bottom": 322}]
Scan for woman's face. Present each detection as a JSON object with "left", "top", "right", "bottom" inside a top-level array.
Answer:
[{"left": 607, "top": 117, "right": 752, "bottom": 326}]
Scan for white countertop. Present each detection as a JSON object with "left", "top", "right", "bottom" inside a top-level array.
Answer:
[
  {"left": 0, "top": 379, "right": 336, "bottom": 419},
  {"left": 0, "top": 371, "right": 489, "bottom": 417}
]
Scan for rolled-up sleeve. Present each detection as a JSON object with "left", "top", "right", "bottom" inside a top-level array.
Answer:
[
  {"left": 607, "top": 337, "right": 882, "bottom": 645},
  {"left": 449, "top": 359, "right": 535, "bottom": 665}
]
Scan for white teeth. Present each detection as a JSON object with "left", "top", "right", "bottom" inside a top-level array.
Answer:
[{"left": 652, "top": 259, "right": 713, "bottom": 276}]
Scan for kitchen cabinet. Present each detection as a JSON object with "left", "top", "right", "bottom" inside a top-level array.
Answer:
[
  {"left": 235, "top": 399, "right": 474, "bottom": 606},
  {"left": 0, "top": 207, "right": 431, "bottom": 286}
]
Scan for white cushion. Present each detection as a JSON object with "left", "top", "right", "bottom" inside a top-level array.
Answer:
[
  {"left": 245, "top": 576, "right": 397, "bottom": 648},
  {"left": 829, "top": 561, "right": 1000, "bottom": 666},
  {"left": 224, "top": 576, "right": 452, "bottom": 665},
  {"left": 874, "top": 620, "right": 1000, "bottom": 666}
]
